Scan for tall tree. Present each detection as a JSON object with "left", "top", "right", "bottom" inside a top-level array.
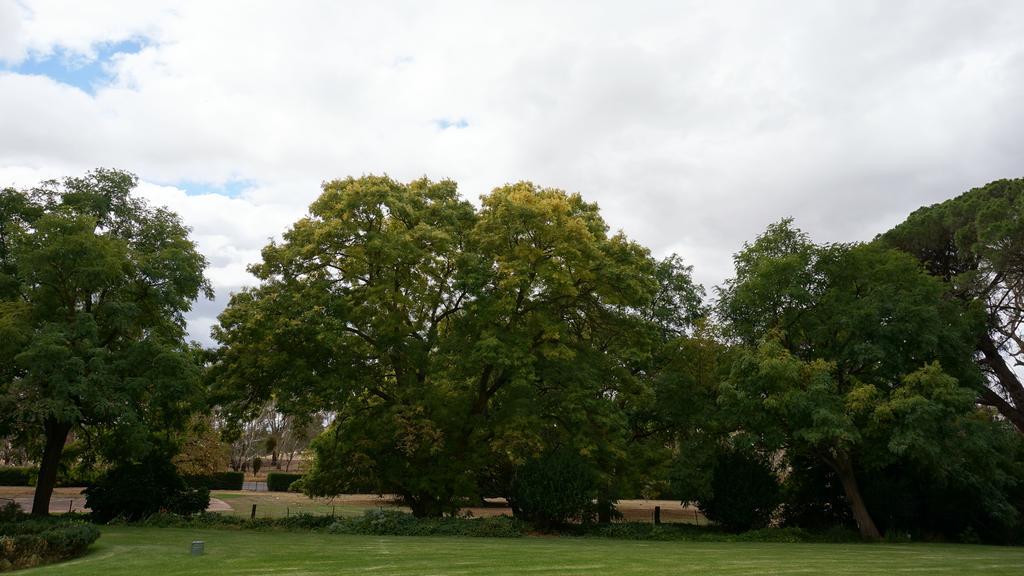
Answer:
[
  {"left": 717, "top": 220, "right": 982, "bottom": 538},
  {"left": 880, "top": 179, "right": 1024, "bottom": 432},
  {"left": 211, "top": 176, "right": 674, "bottom": 516},
  {"left": 0, "top": 169, "right": 211, "bottom": 515}
]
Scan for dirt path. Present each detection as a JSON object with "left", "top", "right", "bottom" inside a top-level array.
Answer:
[{"left": 1, "top": 487, "right": 232, "bottom": 514}]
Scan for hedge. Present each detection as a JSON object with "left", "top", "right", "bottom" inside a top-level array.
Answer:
[
  {"left": 266, "top": 472, "right": 303, "bottom": 492},
  {"left": 0, "top": 468, "right": 91, "bottom": 487},
  {"left": 134, "top": 509, "right": 526, "bottom": 537},
  {"left": 0, "top": 504, "right": 101, "bottom": 572},
  {"left": 113, "top": 508, "right": 870, "bottom": 542},
  {"left": 0, "top": 468, "right": 32, "bottom": 487},
  {"left": 185, "top": 471, "right": 245, "bottom": 491}
]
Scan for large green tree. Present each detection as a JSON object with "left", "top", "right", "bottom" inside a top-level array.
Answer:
[
  {"left": 717, "top": 220, "right": 984, "bottom": 538},
  {"left": 211, "top": 176, "right": 684, "bottom": 516},
  {"left": 880, "top": 179, "right": 1024, "bottom": 432},
  {"left": 0, "top": 169, "right": 211, "bottom": 515}
]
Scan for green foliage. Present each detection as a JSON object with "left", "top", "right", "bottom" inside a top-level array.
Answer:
[
  {"left": 266, "top": 472, "right": 303, "bottom": 492},
  {"left": 0, "top": 468, "right": 32, "bottom": 487},
  {"left": 85, "top": 451, "right": 210, "bottom": 522},
  {"left": 0, "top": 169, "right": 212, "bottom": 514},
  {"left": 214, "top": 176, "right": 691, "bottom": 517},
  {"left": 859, "top": 416, "right": 1024, "bottom": 544},
  {"left": 507, "top": 448, "right": 600, "bottom": 528},
  {"left": 122, "top": 509, "right": 527, "bottom": 537},
  {"left": 135, "top": 511, "right": 337, "bottom": 531},
  {"left": 880, "top": 179, "right": 1024, "bottom": 432},
  {"left": 779, "top": 455, "right": 853, "bottom": 530},
  {"left": 327, "top": 510, "right": 526, "bottom": 538},
  {"left": 0, "top": 503, "right": 18, "bottom": 523},
  {"left": 582, "top": 522, "right": 858, "bottom": 543},
  {"left": 172, "top": 416, "right": 231, "bottom": 476},
  {"left": 697, "top": 449, "right": 780, "bottom": 533},
  {"left": 185, "top": 471, "right": 244, "bottom": 491},
  {"left": 717, "top": 220, "right": 986, "bottom": 538},
  {"left": 0, "top": 514, "right": 100, "bottom": 571}
]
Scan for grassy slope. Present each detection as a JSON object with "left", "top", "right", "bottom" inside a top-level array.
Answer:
[{"left": 19, "top": 526, "right": 1024, "bottom": 576}]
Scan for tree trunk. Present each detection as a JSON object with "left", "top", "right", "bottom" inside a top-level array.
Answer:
[
  {"left": 978, "top": 335, "right": 1024, "bottom": 434},
  {"left": 979, "top": 386, "right": 1024, "bottom": 433},
  {"left": 831, "top": 453, "right": 881, "bottom": 539},
  {"left": 597, "top": 497, "right": 612, "bottom": 524},
  {"left": 31, "top": 419, "right": 71, "bottom": 516}
]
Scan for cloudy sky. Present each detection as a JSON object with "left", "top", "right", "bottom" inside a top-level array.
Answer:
[{"left": 1, "top": 1, "right": 1023, "bottom": 344}]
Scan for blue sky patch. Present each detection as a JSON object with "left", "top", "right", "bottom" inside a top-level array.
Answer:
[
  {"left": 2, "top": 38, "right": 145, "bottom": 94},
  {"left": 172, "top": 179, "right": 254, "bottom": 198},
  {"left": 434, "top": 117, "right": 470, "bottom": 130}
]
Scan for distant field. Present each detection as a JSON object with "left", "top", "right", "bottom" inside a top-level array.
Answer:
[
  {"left": 208, "top": 491, "right": 706, "bottom": 524},
  {"left": 2, "top": 485, "right": 706, "bottom": 524},
  {"left": 210, "top": 490, "right": 391, "bottom": 518},
  {"left": 19, "top": 526, "right": 1024, "bottom": 575}
]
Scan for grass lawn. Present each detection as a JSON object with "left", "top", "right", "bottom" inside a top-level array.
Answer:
[
  {"left": 19, "top": 526, "right": 1024, "bottom": 575},
  {"left": 210, "top": 491, "right": 387, "bottom": 518}
]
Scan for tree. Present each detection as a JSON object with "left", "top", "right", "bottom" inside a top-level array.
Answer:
[
  {"left": 696, "top": 447, "right": 781, "bottom": 532},
  {"left": 507, "top": 447, "right": 600, "bottom": 529},
  {"left": 880, "top": 179, "right": 1024, "bottom": 433},
  {"left": 0, "top": 169, "right": 211, "bottom": 515},
  {"left": 85, "top": 448, "right": 210, "bottom": 522},
  {"left": 172, "top": 416, "right": 230, "bottom": 476},
  {"left": 717, "top": 220, "right": 983, "bottom": 538},
  {"left": 211, "top": 176, "right": 672, "bottom": 516}
]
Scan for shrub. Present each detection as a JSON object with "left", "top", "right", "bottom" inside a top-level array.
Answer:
[
  {"left": 0, "top": 503, "right": 20, "bottom": 523},
  {"left": 327, "top": 509, "right": 526, "bottom": 537},
  {"left": 507, "top": 448, "right": 599, "bottom": 529},
  {"left": 85, "top": 452, "right": 210, "bottom": 522},
  {"left": 287, "top": 477, "right": 306, "bottom": 493},
  {"left": 125, "top": 509, "right": 526, "bottom": 537},
  {"left": 0, "top": 468, "right": 33, "bottom": 487},
  {"left": 266, "top": 472, "right": 303, "bottom": 492},
  {"left": 0, "top": 516, "right": 100, "bottom": 571},
  {"left": 698, "top": 449, "right": 781, "bottom": 533},
  {"left": 186, "top": 471, "right": 245, "bottom": 491}
]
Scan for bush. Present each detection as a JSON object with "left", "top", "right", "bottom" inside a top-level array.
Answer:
[
  {"left": 327, "top": 509, "right": 526, "bottom": 537},
  {"left": 89, "top": 507, "right": 860, "bottom": 542},
  {"left": 266, "top": 472, "right": 303, "bottom": 492},
  {"left": 579, "top": 521, "right": 859, "bottom": 543},
  {"left": 287, "top": 477, "right": 307, "bottom": 493},
  {"left": 698, "top": 449, "right": 781, "bottom": 533},
  {"left": 123, "top": 509, "right": 526, "bottom": 537},
  {"left": 0, "top": 468, "right": 32, "bottom": 487},
  {"left": 0, "top": 515, "right": 100, "bottom": 572},
  {"left": 0, "top": 503, "right": 20, "bottom": 523},
  {"left": 508, "top": 448, "right": 599, "bottom": 529},
  {"left": 185, "top": 471, "right": 245, "bottom": 491},
  {"left": 85, "top": 452, "right": 210, "bottom": 523}
]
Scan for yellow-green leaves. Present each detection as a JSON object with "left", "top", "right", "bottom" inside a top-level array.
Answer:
[{"left": 214, "top": 175, "right": 681, "bottom": 516}]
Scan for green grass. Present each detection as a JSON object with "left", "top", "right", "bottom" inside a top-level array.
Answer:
[
  {"left": 18, "top": 526, "right": 1024, "bottom": 575},
  {"left": 210, "top": 491, "right": 383, "bottom": 518}
]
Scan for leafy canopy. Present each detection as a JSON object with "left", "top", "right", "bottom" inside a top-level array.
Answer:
[
  {"left": 716, "top": 219, "right": 986, "bottom": 537},
  {"left": 0, "top": 168, "right": 211, "bottom": 513},
  {"left": 881, "top": 179, "right": 1024, "bottom": 432},
  {"left": 212, "top": 175, "right": 697, "bottom": 516}
]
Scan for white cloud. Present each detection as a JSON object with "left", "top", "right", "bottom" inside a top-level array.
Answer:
[{"left": 2, "top": 0, "right": 1024, "bottom": 343}]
